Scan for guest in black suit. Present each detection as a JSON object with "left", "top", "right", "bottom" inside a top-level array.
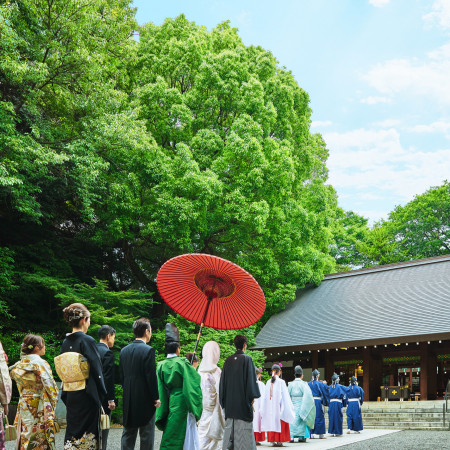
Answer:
[
  {"left": 120, "top": 318, "right": 160, "bottom": 450},
  {"left": 97, "top": 325, "right": 116, "bottom": 450}
]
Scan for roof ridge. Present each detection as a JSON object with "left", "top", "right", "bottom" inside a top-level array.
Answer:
[{"left": 325, "top": 254, "right": 450, "bottom": 280}]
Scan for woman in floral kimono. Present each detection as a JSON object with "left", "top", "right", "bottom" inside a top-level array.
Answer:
[
  {"left": 9, "top": 334, "right": 59, "bottom": 449},
  {"left": 0, "top": 340, "right": 12, "bottom": 450},
  {"left": 198, "top": 341, "right": 225, "bottom": 450},
  {"left": 59, "top": 303, "right": 106, "bottom": 449}
]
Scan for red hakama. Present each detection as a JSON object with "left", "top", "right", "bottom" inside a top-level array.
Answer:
[
  {"left": 254, "top": 431, "right": 265, "bottom": 442},
  {"left": 266, "top": 420, "right": 290, "bottom": 442}
]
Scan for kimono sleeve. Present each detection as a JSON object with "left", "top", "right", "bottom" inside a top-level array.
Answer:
[
  {"left": 218, "top": 361, "right": 227, "bottom": 409},
  {"left": 144, "top": 347, "right": 158, "bottom": 402},
  {"left": 245, "top": 356, "right": 260, "bottom": 403},
  {"left": 102, "top": 350, "right": 115, "bottom": 402},
  {"left": 155, "top": 363, "right": 170, "bottom": 431},
  {"left": 83, "top": 336, "right": 107, "bottom": 401},
  {"left": 0, "top": 346, "right": 12, "bottom": 407},
  {"left": 183, "top": 361, "right": 203, "bottom": 421},
  {"left": 319, "top": 382, "right": 330, "bottom": 406},
  {"left": 359, "top": 386, "right": 365, "bottom": 405},
  {"left": 40, "top": 360, "right": 59, "bottom": 409},
  {"left": 300, "top": 382, "right": 316, "bottom": 429},
  {"left": 201, "top": 373, "right": 217, "bottom": 412},
  {"left": 280, "top": 381, "right": 295, "bottom": 424}
]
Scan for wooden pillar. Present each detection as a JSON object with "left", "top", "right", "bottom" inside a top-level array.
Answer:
[
  {"left": 363, "top": 347, "right": 371, "bottom": 400},
  {"left": 420, "top": 342, "right": 428, "bottom": 400},
  {"left": 427, "top": 346, "right": 437, "bottom": 400},
  {"left": 312, "top": 350, "right": 319, "bottom": 371},
  {"left": 325, "top": 353, "right": 334, "bottom": 382}
]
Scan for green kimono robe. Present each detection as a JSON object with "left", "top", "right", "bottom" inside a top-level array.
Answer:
[{"left": 156, "top": 356, "right": 203, "bottom": 449}]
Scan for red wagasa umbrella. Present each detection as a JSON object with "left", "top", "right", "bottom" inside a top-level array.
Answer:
[{"left": 157, "top": 253, "right": 265, "bottom": 361}]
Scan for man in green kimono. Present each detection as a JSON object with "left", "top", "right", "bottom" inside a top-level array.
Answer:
[{"left": 156, "top": 323, "right": 203, "bottom": 449}]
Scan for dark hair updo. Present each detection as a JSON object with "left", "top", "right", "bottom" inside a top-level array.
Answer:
[
  {"left": 21, "top": 334, "right": 45, "bottom": 355},
  {"left": 186, "top": 352, "right": 199, "bottom": 364},
  {"left": 63, "top": 303, "right": 90, "bottom": 328}
]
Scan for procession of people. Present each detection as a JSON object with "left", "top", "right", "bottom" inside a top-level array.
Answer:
[{"left": 0, "top": 302, "right": 365, "bottom": 449}]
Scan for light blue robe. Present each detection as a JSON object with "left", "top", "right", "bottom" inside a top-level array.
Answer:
[{"left": 287, "top": 379, "right": 316, "bottom": 439}]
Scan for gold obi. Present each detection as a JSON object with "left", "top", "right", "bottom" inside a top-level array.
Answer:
[{"left": 54, "top": 352, "right": 90, "bottom": 391}]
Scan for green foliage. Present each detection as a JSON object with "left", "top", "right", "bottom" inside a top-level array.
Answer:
[
  {"left": 151, "top": 314, "right": 265, "bottom": 370},
  {"left": 0, "top": 329, "right": 60, "bottom": 378},
  {"left": 1, "top": 4, "right": 337, "bottom": 372},
  {"left": 329, "top": 209, "right": 369, "bottom": 271},
  {"left": 23, "top": 275, "right": 153, "bottom": 354},
  {"left": 332, "top": 182, "right": 450, "bottom": 268},
  {"left": 385, "top": 181, "right": 450, "bottom": 260}
]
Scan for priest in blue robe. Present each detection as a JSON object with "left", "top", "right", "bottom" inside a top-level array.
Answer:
[
  {"left": 328, "top": 373, "right": 350, "bottom": 437},
  {"left": 346, "top": 376, "right": 364, "bottom": 434},
  {"left": 308, "top": 369, "right": 329, "bottom": 439}
]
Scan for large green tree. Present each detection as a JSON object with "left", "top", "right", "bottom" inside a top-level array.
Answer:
[
  {"left": 1, "top": 5, "right": 338, "bottom": 363},
  {"left": 92, "top": 16, "right": 338, "bottom": 320},
  {"left": 382, "top": 181, "right": 450, "bottom": 261},
  {"left": 332, "top": 182, "right": 450, "bottom": 269}
]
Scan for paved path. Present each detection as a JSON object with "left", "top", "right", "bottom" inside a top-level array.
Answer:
[{"left": 6, "top": 428, "right": 450, "bottom": 449}]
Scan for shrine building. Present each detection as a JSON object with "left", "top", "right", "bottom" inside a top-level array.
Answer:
[{"left": 254, "top": 254, "right": 450, "bottom": 401}]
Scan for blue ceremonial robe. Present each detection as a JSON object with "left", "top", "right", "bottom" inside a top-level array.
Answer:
[
  {"left": 308, "top": 380, "right": 329, "bottom": 436},
  {"left": 346, "top": 385, "right": 364, "bottom": 432},
  {"left": 328, "top": 384, "right": 350, "bottom": 435}
]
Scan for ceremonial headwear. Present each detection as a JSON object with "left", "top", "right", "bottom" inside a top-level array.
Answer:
[
  {"left": 165, "top": 323, "right": 180, "bottom": 345},
  {"left": 331, "top": 372, "right": 339, "bottom": 384},
  {"left": 351, "top": 376, "right": 357, "bottom": 385},
  {"left": 271, "top": 364, "right": 281, "bottom": 372},
  {"left": 312, "top": 369, "right": 320, "bottom": 378},
  {"left": 198, "top": 341, "right": 220, "bottom": 373},
  {"left": 294, "top": 365, "right": 303, "bottom": 376}
]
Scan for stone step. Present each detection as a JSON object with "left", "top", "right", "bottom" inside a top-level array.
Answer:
[
  {"left": 363, "top": 413, "right": 443, "bottom": 420},
  {"left": 364, "top": 426, "right": 449, "bottom": 431}
]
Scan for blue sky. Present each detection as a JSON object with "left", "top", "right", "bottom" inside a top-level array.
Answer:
[{"left": 132, "top": 0, "right": 450, "bottom": 222}]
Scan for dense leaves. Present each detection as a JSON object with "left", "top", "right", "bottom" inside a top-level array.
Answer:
[
  {"left": 331, "top": 182, "right": 450, "bottom": 268},
  {"left": 2, "top": 3, "right": 336, "bottom": 371}
]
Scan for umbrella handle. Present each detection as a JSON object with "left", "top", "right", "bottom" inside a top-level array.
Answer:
[{"left": 191, "top": 297, "right": 212, "bottom": 364}]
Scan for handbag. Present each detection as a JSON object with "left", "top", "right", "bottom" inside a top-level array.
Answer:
[
  {"left": 3, "top": 416, "right": 17, "bottom": 442},
  {"left": 100, "top": 407, "right": 110, "bottom": 430}
]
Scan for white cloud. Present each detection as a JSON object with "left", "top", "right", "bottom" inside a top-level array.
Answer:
[
  {"left": 408, "top": 120, "right": 450, "bottom": 137},
  {"left": 371, "top": 119, "right": 402, "bottom": 128},
  {"left": 423, "top": 0, "right": 450, "bottom": 30},
  {"left": 324, "top": 127, "right": 450, "bottom": 210},
  {"left": 310, "top": 120, "right": 332, "bottom": 128},
  {"left": 369, "top": 0, "right": 390, "bottom": 7},
  {"left": 361, "top": 96, "right": 392, "bottom": 105},
  {"left": 363, "top": 50, "right": 450, "bottom": 104}
]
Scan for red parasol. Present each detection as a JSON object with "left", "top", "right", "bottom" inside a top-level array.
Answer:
[{"left": 157, "top": 253, "right": 265, "bottom": 360}]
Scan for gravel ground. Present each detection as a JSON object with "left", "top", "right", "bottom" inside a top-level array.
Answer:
[
  {"left": 5, "top": 429, "right": 450, "bottom": 449},
  {"left": 5, "top": 427, "right": 163, "bottom": 449},
  {"left": 337, "top": 430, "right": 450, "bottom": 450}
]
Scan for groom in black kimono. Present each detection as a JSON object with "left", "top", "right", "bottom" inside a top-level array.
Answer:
[{"left": 219, "top": 335, "right": 260, "bottom": 450}]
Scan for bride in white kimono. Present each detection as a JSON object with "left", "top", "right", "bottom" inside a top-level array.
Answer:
[{"left": 198, "top": 341, "right": 225, "bottom": 449}]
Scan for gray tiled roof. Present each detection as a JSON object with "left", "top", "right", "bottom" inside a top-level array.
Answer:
[{"left": 255, "top": 255, "right": 450, "bottom": 349}]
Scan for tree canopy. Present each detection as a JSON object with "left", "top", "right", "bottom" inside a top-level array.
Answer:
[{"left": 0, "top": 3, "right": 337, "bottom": 365}]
